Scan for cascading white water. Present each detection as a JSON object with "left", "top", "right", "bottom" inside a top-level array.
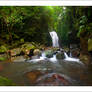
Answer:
[
  {"left": 28, "top": 31, "right": 81, "bottom": 63},
  {"left": 64, "top": 52, "right": 79, "bottom": 62},
  {"left": 64, "top": 52, "right": 69, "bottom": 58},
  {"left": 50, "top": 31, "right": 59, "bottom": 47},
  {"left": 29, "top": 52, "right": 47, "bottom": 62},
  {"left": 70, "top": 52, "right": 72, "bottom": 57},
  {"left": 28, "top": 51, "right": 57, "bottom": 63},
  {"left": 49, "top": 55, "right": 57, "bottom": 63}
]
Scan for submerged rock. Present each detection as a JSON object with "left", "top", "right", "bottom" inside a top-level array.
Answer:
[
  {"left": 36, "top": 73, "right": 71, "bottom": 86},
  {"left": 25, "top": 70, "right": 72, "bottom": 86},
  {"left": 25, "top": 70, "right": 43, "bottom": 84}
]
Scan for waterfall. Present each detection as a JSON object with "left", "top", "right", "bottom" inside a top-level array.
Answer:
[
  {"left": 50, "top": 31, "right": 59, "bottom": 47},
  {"left": 64, "top": 52, "right": 69, "bottom": 58},
  {"left": 49, "top": 55, "right": 57, "bottom": 63},
  {"left": 64, "top": 52, "right": 79, "bottom": 62},
  {"left": 28, "top": 31, "right": 81, "bottom": 63}
]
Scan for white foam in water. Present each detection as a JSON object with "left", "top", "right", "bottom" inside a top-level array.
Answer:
[
  {"left": 49, "top": 55, "right": 57, "bottom": 63},
  {"left": 28, "top": 52, "right": 81, "bottom": 63},
  {"left": 41, "top": 52, "right": 46, "bottom": 58},
  {"left": 29, "top": 52, "right": 46, "bottom": 62},
  {"left": 28, "top": 51, "right": 57, "bottom": 63},
  {"left": 64, "top": 52, "right": 79, "bottom": 62}
]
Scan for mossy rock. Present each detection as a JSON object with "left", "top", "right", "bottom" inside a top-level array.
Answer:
[
  {"left": 33, "top": 49, "right": 41, "bottom": 56},
  {"left": 52, "top": 47, "right": 60, "bottom": 52},
  {"left": 0, "top": 57, "right": 7, "bottom": 61},
  {"left": 45, "top": 50, "right": 53, "bottom": 58},
  {"left": 21, "top": 43, "right": 36, "bottom": 55},
  {"left": 10, "top": 48, "right": 21, "bottom": 56},
  {"left": 0, "top": 76, "right": 15, "bottom": 86},
  {"left": 63, "top": 47, "right": 69, "bottom": 53},
  {"left": 0, "top": 45, "right": 8, "bottom": 53},
  {"left": 21, "top": 43, "right": 36, "bottom": 50},
  {"left": 80, "top": 54, "right": 90, "bottom": 65},
  {"left": 56, "top": 52, "right": 65, "bottom": 60}
]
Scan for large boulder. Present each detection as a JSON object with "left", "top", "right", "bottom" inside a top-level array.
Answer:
[
  {"left": 9, "top": 48, "right": 21, "bottom": 57},
  {"left": 0, "top": 45, "right": 8, "bottom": 54},
  {"left": 64, "top": 47, "right": 69, "bottom": 53},
  {"left": 45, "top": 50, "right": 53, "bottom": 58},
  {"left": 0, "top": 54, "right": 8, "bottom": 61},
  {"left": 71, "top": 48, "right": 80, "bottom": 58},
  {"left": 56, "top": 52, "right": 65, "bottom": 60},
  {"left": 26, "top": 70, "right": 42, "bottom": 84},
  {"left": 21, "top": 43, "right": 36, "bottom": 56},
  {"left": 33, "top": 49, "right": 41, "bottom": 56}
]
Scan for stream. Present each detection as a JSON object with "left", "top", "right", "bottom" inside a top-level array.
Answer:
[
  {"left": 0, "top": 31, "right": 92, "bottom": 86},
  {"left": 0, "top": 56, "right": 92, "bottom": 86}
]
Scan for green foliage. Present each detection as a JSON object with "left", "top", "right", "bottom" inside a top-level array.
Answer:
[
  {"left": 77, "top": 25, "right": 85, "bottom": 37},
  {"left": 80, "top": 16, "right": 87, "bottom": 24},
  {"left": 0, "top": 76, "right": 15, "bottom": 86},
  {"left": 0, "top": 6, "right": 92, "bottom": 48},
  {"left": 57, "top": 7, "right": 73, "bottom": 45},
  {"left": 77, "top": 15, "right": 92, "bottom": 38},
  {"left": 20, "top": 38, "right": 24, "bottom": 44}
]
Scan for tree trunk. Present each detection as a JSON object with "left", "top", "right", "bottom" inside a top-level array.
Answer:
[{"left": 80, "top": 36, "right": 91, "bottom": 65}]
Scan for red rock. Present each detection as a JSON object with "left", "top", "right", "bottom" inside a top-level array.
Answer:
[{"left": 26, "top": 70, "right": 43, "bottom": 84}]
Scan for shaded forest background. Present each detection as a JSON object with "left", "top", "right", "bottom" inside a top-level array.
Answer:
[{"left": 0, "top": 6, "right": 92, "bottom": 55}]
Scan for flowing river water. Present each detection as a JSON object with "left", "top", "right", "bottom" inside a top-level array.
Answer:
[{"left": 0, "top": 31, "right": 92, "bottom": 86}]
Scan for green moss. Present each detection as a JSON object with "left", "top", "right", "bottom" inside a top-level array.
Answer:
[
  {"left": 0, "top": 45, "right": 7, "bottom": 53},
  {"left": 0, "top": 57, "right": 7, "bottom": 61},
  {"left": 45, "top": 50, "right": 53, "bottom": 58},
  {"left": 88, "top": 38, "right": 92, "bottom": 51},
  {"left": 20, "top": 38, "right": 24, "bottom": 44},
  {"left": 0, "top": 76, "right": 16, "bottom": 86},
  {"left": 21, "top": 43, "right": 36, "bottom": 50}
]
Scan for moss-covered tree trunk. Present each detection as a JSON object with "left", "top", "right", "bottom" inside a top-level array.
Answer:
[
  {"left": 80, "top": 36, "right": 91, "bottom": 65},
  {"left": 80, "top": 37, "right": 88, "bottom": 54}
]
